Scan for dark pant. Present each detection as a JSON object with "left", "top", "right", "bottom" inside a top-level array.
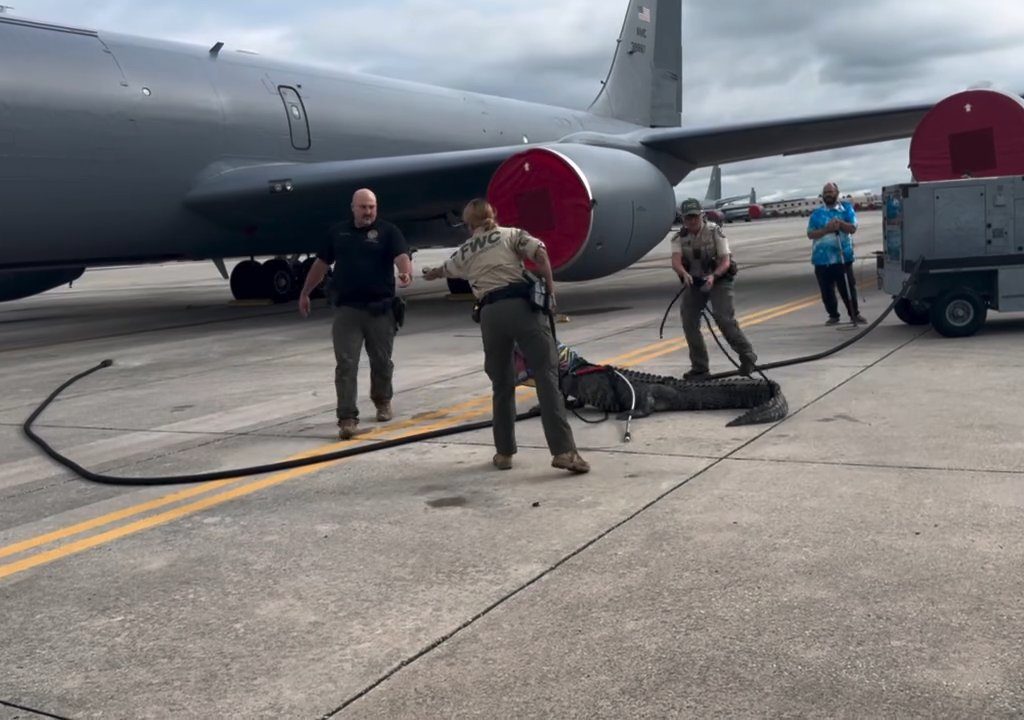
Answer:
[
  {"left": 480, "top": 297, "right": 575, "bottom": 457},
  {"left": 815, "top": 262, "right": 859, "bottom": 319},
  {"left": 332, "top": 304, "right": 396, "bottom": 421},
  {"left": 680, "top": 279, "right": 756, "bottom": 374}
]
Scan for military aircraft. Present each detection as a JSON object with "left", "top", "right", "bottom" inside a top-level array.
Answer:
[
  {"left": 0, "top": 0, "right": 936, "bottom": 302},
  {"left": 718, "top": 188, "right": 763, "bottom": 223},
  {"left": 676, "top": 166, "right": 762, "bottom": 224}
]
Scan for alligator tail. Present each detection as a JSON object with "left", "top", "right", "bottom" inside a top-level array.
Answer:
[{"left": 726, "top": 381, "right": 789, "bottom": 426}]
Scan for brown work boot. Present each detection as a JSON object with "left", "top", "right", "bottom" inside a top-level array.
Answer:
[
  {"left": 375, "top": 402, "right": 393, "bottom": 422},
  {"left": 492, "top": 453, "right": 513, "bottom": 470},
  {"left": 337, "top": 419, "right": 364, "bottom": 440},
  {"left": 552, "top": 451, "right": 590, "bottom": 474}
]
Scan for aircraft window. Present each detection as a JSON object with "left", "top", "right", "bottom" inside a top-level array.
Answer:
[
  {"left": 278, "top": 85, "right": 311, "bottom": 150},
  {"left": 142, "top": 87, "right": 151, "bottom": 96}
]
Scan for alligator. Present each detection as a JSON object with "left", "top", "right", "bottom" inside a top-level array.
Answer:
[
  {"left": 559, "top": 364, "right": 789, "bottom": 426},
  {"left": 515, "top": 344, "right": 789, "bottom": 427}
]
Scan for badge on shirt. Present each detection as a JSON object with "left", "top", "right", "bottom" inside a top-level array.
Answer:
[{"left": 367, "top": 229, "right": 379, "bottom": 242}]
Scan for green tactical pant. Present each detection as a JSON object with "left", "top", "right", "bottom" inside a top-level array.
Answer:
[
  {"left": 480, "top": 297, "right": 576, "bottom": 457},
  {"left": 680, "top": 279, "right": 756, "bottom": 374},
  {"left": 332, "top": 304, "right": 396, "bottom": 421}
]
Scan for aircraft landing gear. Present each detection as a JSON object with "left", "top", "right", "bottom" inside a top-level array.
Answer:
[
  {"left": 229, "top": 259, "right": 264, "bottom": 300},
  {"left": 264, "top": 258, "right": 299, "bottom": 303},
  {"left": 447, "top": 277, "right": 473, "bottom": 296},
  {"left": 229, "top": 256, "right": 326, "bottom": 303}
]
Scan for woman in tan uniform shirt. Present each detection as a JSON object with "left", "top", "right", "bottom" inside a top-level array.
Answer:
[{"left": 423, "top": 199, "right": 589, "bottom": 474}]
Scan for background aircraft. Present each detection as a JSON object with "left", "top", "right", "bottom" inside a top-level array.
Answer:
[
  {"left": 0, "top": 0, "right": 935, "bottom": 302},
  {"left": 761, "top": 190, "right": 882, "bottom": 218},
  {"left": 675, "top": 166, "right": 762, "bottom": 224}
]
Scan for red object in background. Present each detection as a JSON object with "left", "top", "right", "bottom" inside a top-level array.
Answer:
[
  {"left": 487, "top": 149, "right": 592, "bottom": 271},
  {"left": 909, "top": 88, "right": 1024, "bottom": 181},
  {"left": 747, "top": 204, "right": 764, "bottom": 220}
]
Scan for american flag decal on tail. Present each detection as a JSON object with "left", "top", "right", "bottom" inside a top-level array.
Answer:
[{"left": 638, "top": 5, "right": 651, "bottom": 22}]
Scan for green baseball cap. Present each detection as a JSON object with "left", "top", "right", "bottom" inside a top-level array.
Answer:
[{"left": 679, "top": 197, "right": 703, "bottom": 216}]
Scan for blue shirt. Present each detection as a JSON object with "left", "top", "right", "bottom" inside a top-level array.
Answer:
[{"left": 807, "top": 201, "right": 857, "bottom": 266}]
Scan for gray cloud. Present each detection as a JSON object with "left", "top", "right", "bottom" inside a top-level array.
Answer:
[{"left": 10, "top": 0, "right": 1024, "bottom": 201}]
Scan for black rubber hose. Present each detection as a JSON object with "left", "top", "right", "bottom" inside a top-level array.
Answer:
[
  {"left": 704, "top": 257, "right": 924, "bottom": 379},
  {"left": 22, "top": 359, "right": 539, "bottom": 487}
]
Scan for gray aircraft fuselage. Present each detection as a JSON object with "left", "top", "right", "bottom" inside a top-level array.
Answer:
[{"left": 0, "top": 18, "right": 636, "bottom": 271}]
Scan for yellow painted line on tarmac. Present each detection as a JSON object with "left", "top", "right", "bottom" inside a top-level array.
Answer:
[
  {"left": 618, "top": 295, "right": 821, "bottom": 367},
  {"left": 0, "top": 396, "right": 493, "bottom": 563},
  {"left": 0, "top": 403, "right": 501, "bottom": 580},
  {"left": 608, "top": 295, "right": 817, "bottom": 366},
  {"left": 0, "top": 293, "right": 820, "bottom": 580},
  {"left": 0, "top": 481, "right": 236, "bottom": 561}
]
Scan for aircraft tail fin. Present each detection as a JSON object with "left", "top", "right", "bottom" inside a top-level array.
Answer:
[
  {"left": 750, "top": 187, "right": 757, "bottom": 203},
  {"left": 704, "top": 166, "right": 722, "bottom": 203},
  {"left": 588, "top": 0, "right": 681, "bottom": 128}
]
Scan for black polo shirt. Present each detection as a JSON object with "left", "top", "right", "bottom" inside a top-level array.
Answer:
[{"left": 317, "top": 219, "right": 409, "bottom": 306}]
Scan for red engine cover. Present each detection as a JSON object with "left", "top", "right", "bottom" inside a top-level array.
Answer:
[
  {"left": 486, "top": 149, "right": 592, "bottom": 270},
  {"left": 909, "top": 89, "right": 1024, "bottom": 181},
  {"left": 747, "top": 204, "right": 764, "bottom": 220}
]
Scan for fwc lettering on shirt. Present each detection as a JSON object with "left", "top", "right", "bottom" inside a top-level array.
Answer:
[{"left": 442, "top": 226, "right": 546, "bottom": 298}]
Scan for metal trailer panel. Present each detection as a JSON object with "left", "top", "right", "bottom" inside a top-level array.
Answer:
[
  {"left": 881, "top": 177, "right": 1024, "bottom": 309},
  {"left": 998, "top": 266, "right": 1024, "bottom": 311},
  {"left": 932, "top": 184, "right": 986, "bottom": 258}
]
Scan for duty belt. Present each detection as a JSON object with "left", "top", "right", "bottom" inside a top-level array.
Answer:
[{"left": 479, "top": 282, "right": 531, "bottom": 307}]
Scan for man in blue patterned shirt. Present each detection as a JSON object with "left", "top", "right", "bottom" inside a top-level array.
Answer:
[{"left": 807, "top": 182, "right": 867, "bottom": 325}]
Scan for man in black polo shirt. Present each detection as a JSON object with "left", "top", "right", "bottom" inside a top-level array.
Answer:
[{"left": 299, "top": 188, "right": 413, "bottom": 439}]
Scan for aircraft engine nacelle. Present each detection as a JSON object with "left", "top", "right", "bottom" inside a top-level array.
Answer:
[
  {"left": 748, "top": 203, "right": 764, "bottom": 220},
  {"left": 487, "top": 144, "right": 677, "bottom": 281},
  {"left": 0, "top": 268, "right": 85, "bottom": 302}
]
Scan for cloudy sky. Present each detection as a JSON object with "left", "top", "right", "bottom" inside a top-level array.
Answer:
[{"left": 9, "top": 0, "right": 1024, "bottom": 200}]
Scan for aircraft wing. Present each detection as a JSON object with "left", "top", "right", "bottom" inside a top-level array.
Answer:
[
  {"left": 639, "top": 102, "right": 934, "bottom": 167},
  {"left": 184, "top": 145, "right": 528, "bottom": 229}
]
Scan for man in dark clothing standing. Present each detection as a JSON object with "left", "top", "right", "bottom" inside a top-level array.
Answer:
[{"left": 299, "top": 188, "right": 413, "bottom": 439}]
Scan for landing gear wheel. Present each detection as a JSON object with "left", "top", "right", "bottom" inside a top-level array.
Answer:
[
  {"left": 929, "top": 288, "right": 987, "bottom": 337},
  {"left": 229, "top": 260, "right": 264, "bottom": 300},
  {"left": 893, "top": 297, "right": 930, "bottom": 325},
  {"left": 447, "top": 277, "right": 473, "bottom": 295},
  {"left": 264, "top": 258, "right": 299, "bottom": 303}
]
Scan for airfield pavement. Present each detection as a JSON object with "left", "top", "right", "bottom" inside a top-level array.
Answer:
[{"left": 1, "top": 215, "right": 1022, "bottom": 719}]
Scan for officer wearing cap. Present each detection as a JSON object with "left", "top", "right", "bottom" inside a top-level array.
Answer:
[
  {"left": 422, "top": 198, "right": 589, "bottom": 474},
  {"left": 671, "top": 197, "right": 758, "bottom": 378}
]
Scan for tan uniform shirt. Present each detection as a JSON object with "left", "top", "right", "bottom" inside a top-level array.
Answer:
[
  {"left": 671, "top": 221, "right": 731, "bottom": 275},
  {"left": 441, "top": 226, "right": 545, "bottom": 299}
]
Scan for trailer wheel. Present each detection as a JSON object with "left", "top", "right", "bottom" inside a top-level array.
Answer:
[
  {"left": 929, "top": 288, "right": 987, "bottom": 337},
  {"left": 893, "top": 297, "right": 930, "bottom": 325}
]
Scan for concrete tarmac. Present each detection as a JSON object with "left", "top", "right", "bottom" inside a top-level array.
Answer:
[{"left": 1, "top": 215, "right": 1022, "bottom": 719}]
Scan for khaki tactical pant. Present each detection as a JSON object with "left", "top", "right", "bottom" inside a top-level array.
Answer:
[
  {"left": 480, "top": 297, "right": 576, "bottom": 457},
  {"left": 332, "top": 305, "right": 396, "bottom": 421},
  {"left": 680, "top": 279, "right": 756, "bottom": 374}
]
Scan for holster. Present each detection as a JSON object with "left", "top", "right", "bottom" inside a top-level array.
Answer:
[
  {"left": 523, "top": 271, "right": 552, "bottom": 315},
  {"left": 392, "top": 296, "right": 406, "bottom": 329}
]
